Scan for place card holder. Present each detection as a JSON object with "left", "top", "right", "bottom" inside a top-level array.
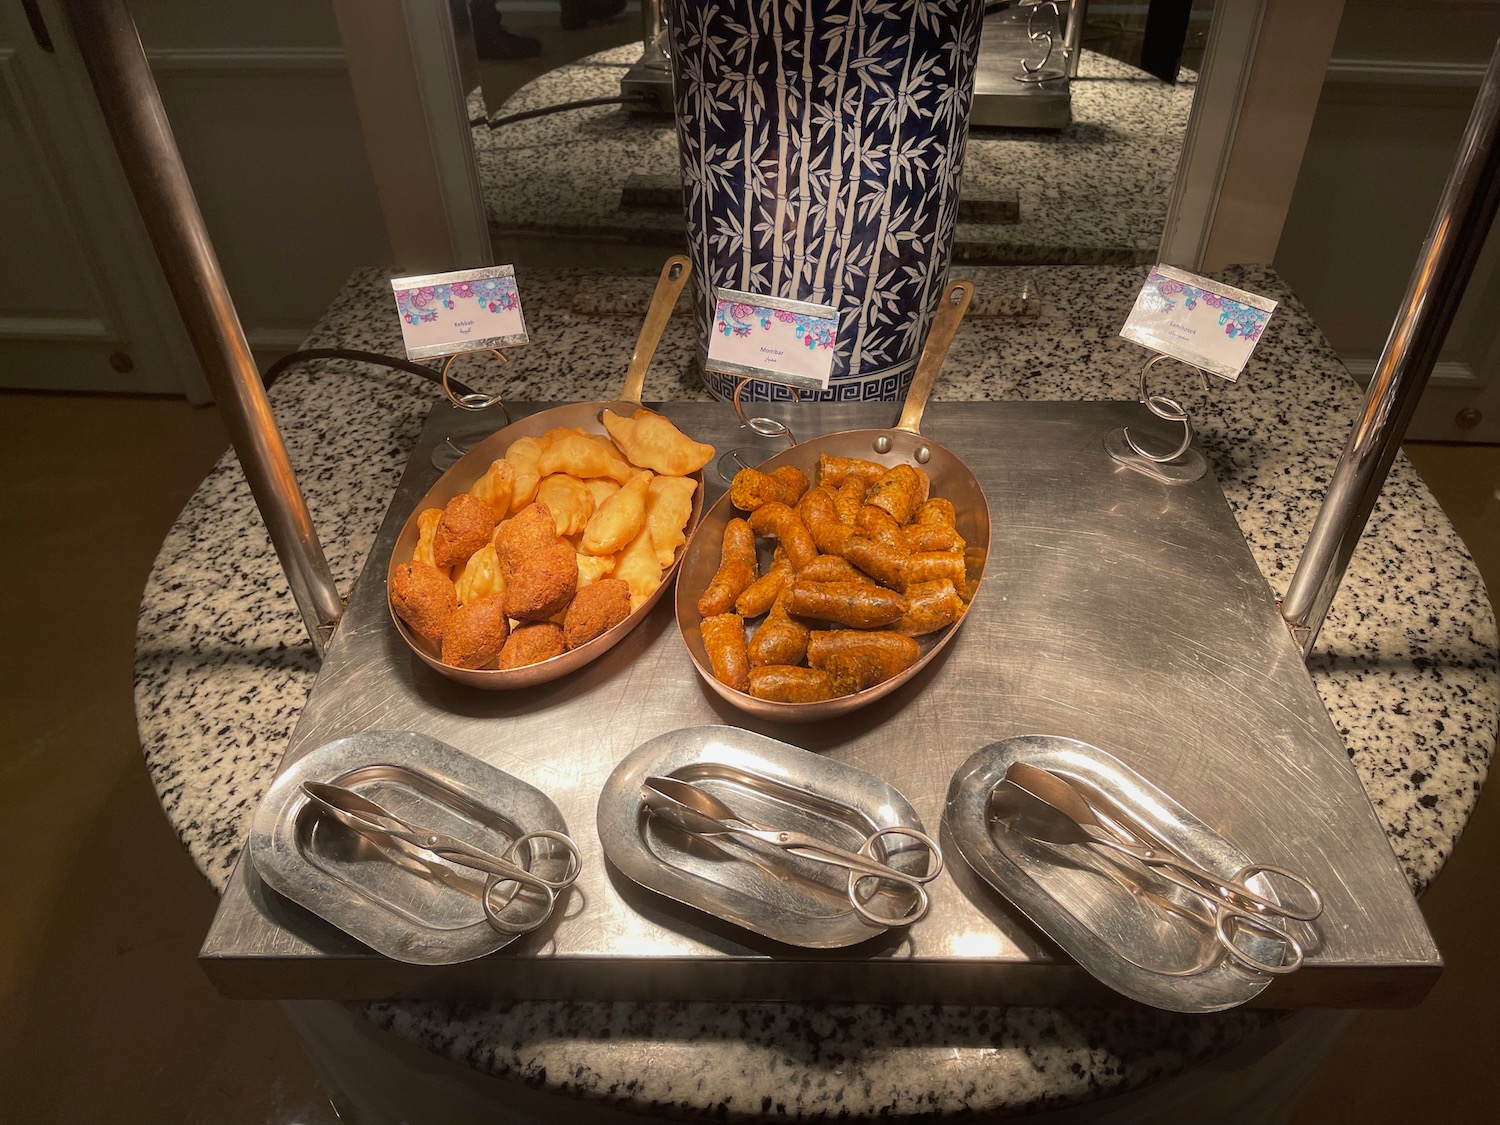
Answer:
[
  {"left": 1110, "top": 265, "right": 1278, "bottom": 485},
  {"left": 389, "top": 265, "right": 531, "bottom": 414},
  {"left": 1103, "top": 353, "right": 1213, "bottom": 484}
]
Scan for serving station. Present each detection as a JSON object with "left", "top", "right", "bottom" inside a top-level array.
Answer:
[{"left": 135, "top": 262, "right": 1497, "bottom": 1118}]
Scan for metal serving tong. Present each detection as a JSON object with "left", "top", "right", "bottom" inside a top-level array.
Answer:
[
  {"left": 640, "top": 776, "right": 943, "bottom": 927},
  {"left": 989, "top": 763, "right": 1323, "bottom": 976},
  {"left": 301, "top": 781, "right": 582, "bottom": 935}
]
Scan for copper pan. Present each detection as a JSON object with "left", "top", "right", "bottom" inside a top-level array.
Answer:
[
  {"left": 386, "top": 256, "right": 704, "bottom": 689},
  {"left": 675, "top": 280, "right": 989, "bottom": 722}
]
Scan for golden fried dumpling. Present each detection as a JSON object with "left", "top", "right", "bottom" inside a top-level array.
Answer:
[
  {"left": 612, "top": 522, "right": 663, "bottom": 611},
  {"left": 468, "top": 459, "right": 516, "bottom": 522},
  {"left": 601, "top": 408, "right": 714, "bottom": 476},
  {"left": 580, "top": 470, "right": 651, "bottom": 556},
  {"left": 645, "top": 475, "right": 698, "bottom": 567},
  {"left": 504, "top": 435, "right": 545, "bottom": 513},
  {"left": 452, "top": 542, "right": 504, "bottom": 605},
  {"left": 413, "top": 508, "right": 445, "bottom": 570},
  {"left": 538, "top": 430, "right": 637, "bottom": 484},
  {"left": 576, "top": 552, "right": 615, "bottom": 588},
  {"left": 536, "top": 474, "right": 595, "bottom": 537}
]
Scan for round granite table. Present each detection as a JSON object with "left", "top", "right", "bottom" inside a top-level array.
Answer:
[
  {"left": 136, "top": 263, "right": 1497, "bottom": 1122},
  {"left": 474, "top": 45, "right": 1195, "bottom": 267}
]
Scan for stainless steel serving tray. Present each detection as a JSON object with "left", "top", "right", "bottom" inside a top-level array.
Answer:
[
  {"left": 944, "top": 735, "right": 1319, "bottom": 1012},
  {"left": 249, "top": 730, "right": 573, "bottom": 965},
  {"left": 597, "top": 726, "right": 931, "bottom": 948},
  {"left": 202, "top": 401, "right": 1441, "bottom": 1007}
]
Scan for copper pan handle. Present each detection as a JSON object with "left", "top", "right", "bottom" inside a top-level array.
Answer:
[
  {"left": 896, "top": 280, "right": 973, "bottom": 435},
  {"left": 621, "top": 255, "right": 692, "bottom": 405}
]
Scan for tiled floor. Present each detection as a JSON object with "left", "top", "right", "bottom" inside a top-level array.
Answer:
[{"left": 0, "top": 392, "right": 1495, "bottom": 1122}]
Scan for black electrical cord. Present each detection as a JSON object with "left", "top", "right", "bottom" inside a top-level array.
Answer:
[
  {"left": 260, "top": 347, "right": 482, "bottom": 399},
  {"left": 474, "top": 94, "right": 646, "bottom": 130}
]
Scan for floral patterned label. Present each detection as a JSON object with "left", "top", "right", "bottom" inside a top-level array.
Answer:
[
  {"left": 389, "top": 266, "right": 529, "bottom": 360},
  {"left": 705, "top": 289, "right": 840, "bottom": 390},
  {"left": 1119, "top": 265, "right": 1278, "bottom": 381}
]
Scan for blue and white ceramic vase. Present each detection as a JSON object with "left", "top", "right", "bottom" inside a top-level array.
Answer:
[{"left": 667, "top": 0, "right": 985, "bottom": 402}]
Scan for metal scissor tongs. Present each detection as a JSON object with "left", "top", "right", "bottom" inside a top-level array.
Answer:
[
  {"left": 301, "top": 781, "right": 582, "bottom": 934},
  {"left": 640, "top": 775, "right": 943, "bottom": 927},
  {"left": 991, "top": 763, "right": 1323, "bottom": 976}
]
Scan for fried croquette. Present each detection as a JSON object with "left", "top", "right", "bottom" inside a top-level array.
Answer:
[
  {"left": 498, "top": 622, "right": 566, "bottom": 669},
  {"left": 389, "top": 561, "right": 457, "bottom": 643},
  {"left": 432, "top": 493, "right": 496, "bottom": 568},
  {"left": 496, "top": 502, "right": 578, "bottom": 621},
  {"left": 440, "top": 595, "right": 509, "bottom": 669},
  {"left": 563, "top": 577, "right": 632, "bottom": 649}
]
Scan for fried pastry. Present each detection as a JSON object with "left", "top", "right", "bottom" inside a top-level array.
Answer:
[
  {"left": 496, "top": 502, "right": 578, "bottom": 621},
  {"left": 602, "top": 408, "right": 715, "bottom": 475},
  {"left": 390, "top": 561, "right": 457, "bottom": 644},
  {"left": 440, "top": 595, "right": 509, "bottom": 669}
]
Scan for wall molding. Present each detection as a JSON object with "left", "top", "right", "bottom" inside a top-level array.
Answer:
[
  {"left": 0, "top": 315, "right": 109, "bottom": 340},
  {"left": 1325, "top": 57, "right": 1491, "bottom": 87},
  {"left": 1341, "top": 357, "right": 1478, "bottom": 387},
  {"left": 144, "top": 47, "right": 347, "bottom": 72}
]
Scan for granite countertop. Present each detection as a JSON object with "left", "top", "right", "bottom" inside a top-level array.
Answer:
[
  {"left": 474, "top": 46, "right": 1194, "bottom": 266},
  {"left": 136, "top": 263, "right": 1497, "bottom": 1121}
]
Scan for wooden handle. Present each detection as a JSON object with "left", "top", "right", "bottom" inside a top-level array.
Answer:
[
  {"left": 621, "top": 255, "right": 692, "bottom": 405},
  {"left": 895, "top": 280, "right": 973, "bottom": 435}
]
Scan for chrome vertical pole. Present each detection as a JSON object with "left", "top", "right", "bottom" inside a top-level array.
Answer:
[
  {"left": 62, "top": 0, "right": 344, "bottom": 657},
  {"left": 1281, "top": 37, "right": 1500, "bottom": 654}
]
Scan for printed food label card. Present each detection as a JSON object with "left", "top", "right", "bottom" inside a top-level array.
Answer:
[
  {"left": 390, "top": 265, "right": 529, "bottom": 360},
  {"left": 704, "top": 289, "right": 840, "bottom": 391},
  {"left": 1119, "top": 265, "right": 1277, "bottom": 381}
]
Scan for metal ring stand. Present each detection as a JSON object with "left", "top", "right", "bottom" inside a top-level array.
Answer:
[
  {"left": 1014, "top": 2, "right": 1067, "bottom": 84},
  {"left": 1104, "top": 353, "right": 1211, "bottom": 484},
  {"left": 439, "top": 348, "right": 514, "bottom": 418},
  {"left": 713, "top": 374, "right": 806, "bottom": 483}
]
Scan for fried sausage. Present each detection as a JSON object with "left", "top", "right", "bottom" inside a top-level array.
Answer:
[
  {"left": 796, "top": 487, "right": 857, "bottom": 556},
  {"left": 797, "top": 554, "right": 867, "bottom": 584},
  {"left": 747, "top": 590, "right": 811, "bottom": 667},
  {"left": 834, "top": 477, "right": 866, "bottom": 525},
  {"left": 735, "top": 557, "right": 792, "bottom": 618},
  {"left": 905, "top": 549, "right": 967, "bottom": 588},
  {"left": 806, "top": 629, "right": 921, "bottom": 669},
  {"left": 730, "top": 464, "right": 809, "bottom": 511},
  {"left": 697, "top": 518, "right": 758, "bottom": 616},
  {"left": 841, "top": 535, "right": 911, "bottom": 591},
  {"left": 747, "top": 501, "right": 818, "bottom": 570},
  {"left": 893, "top": 579, "right": 965, "bottom": 636},
  {"left": 854, "top": 504, "right": 905, "bottom": 548},
  {"left": 912, "top": 497, "right": 958, "bottom": 528},
  {"left": 700, "top": 612, "right": 750, "bottom": 691},
  {"left": 864, "top": 464, "right": 929, "bottom": 526},
  {"left": 902, "top": 522, "right": 965, "bottom": 553},
  {"left": 748, "top": 665, "right": 836, "bottom": 703},
  {"left": 788, "top": 579, "right": 907, "bottom": 629},
  {"left": 817, "top": 454, "right": 886, "bottom": 489}
]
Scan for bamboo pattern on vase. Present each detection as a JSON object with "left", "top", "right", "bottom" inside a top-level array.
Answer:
[{"left": 668, "top": 0, "right": 985, "bottom": 401}]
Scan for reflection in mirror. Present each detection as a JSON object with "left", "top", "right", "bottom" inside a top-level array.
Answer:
[{"left": 461, "top": 3, "right": 1211, "bottom": 274}]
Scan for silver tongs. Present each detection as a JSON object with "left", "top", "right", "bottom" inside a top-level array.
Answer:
[
  {"left": 301, "top": 781, "right": 582, "bottom": 934},
  {"left": 989, "top": 763, "right": 1323, "bottom": 975},
  {"left": 640, "top": 775, "right": 942, "bottom": 927}
]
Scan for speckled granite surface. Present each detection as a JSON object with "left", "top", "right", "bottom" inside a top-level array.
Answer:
[
  {"left": 474, "top": 46, "right": 1194, "bottom": 266},
  {"left": 136, "top": 263, "right": 1496, "bottom": 1121}
]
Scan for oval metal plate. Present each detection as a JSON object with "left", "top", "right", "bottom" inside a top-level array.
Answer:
[
  {"left": 249, "top": 731, "right": 573, "bottom": 965},
  {"left": 597, "top": 726, "right": 934, "bottom": 948},
  {"left": 944, "top": 735, "right": 1316, "bottom": 1012}
]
